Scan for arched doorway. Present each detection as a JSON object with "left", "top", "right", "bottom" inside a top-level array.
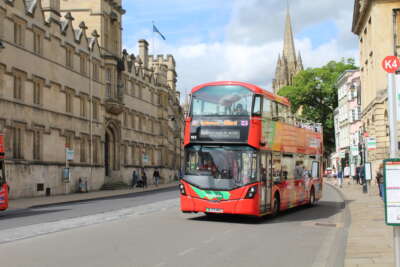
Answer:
[{"left": 104, "top": 121, "right": 120, "bottom": 177}]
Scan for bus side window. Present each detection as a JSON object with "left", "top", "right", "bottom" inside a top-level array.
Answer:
[
  {"left": 272, "top": 152, "right": 282, "bottom": 184},
  {"left": 282, "top": 154, "right": 295, "bottom": 180},
  {"left": 262, "top": 98, "right": 272, "bottom": 119}
]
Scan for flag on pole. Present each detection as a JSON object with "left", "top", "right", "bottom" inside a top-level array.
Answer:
[{"left": 152, "top": 23, "right": 166, "bottom": 41}]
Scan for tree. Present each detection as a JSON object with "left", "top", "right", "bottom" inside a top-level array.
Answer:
[{"left": 278, "top": 59, "right": 357, "bottom": 157}]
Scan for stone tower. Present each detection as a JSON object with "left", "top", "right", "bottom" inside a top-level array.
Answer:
[{"left": 272, "top": 9, "right": 303, "bottom": 94}]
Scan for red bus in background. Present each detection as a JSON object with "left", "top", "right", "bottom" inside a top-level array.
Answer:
[
  {"left": 0, "top": 134, "right": 9, "bottom": 211},
  {"left": 180, "top": 81, "right": 323, "bottom": 217}
]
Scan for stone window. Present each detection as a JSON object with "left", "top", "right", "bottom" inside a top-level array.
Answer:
[
  {"left": 93, "top": 136, "right": 100, "bottom": 164},
  {"left": 106, "top": 68, "right": 112, "bottom": 97},
  {"left": 12, "top": 126, "right": 23, "bottom": 159},
  {"left": 66, "top": 45, "right": 74, "bottom": 69},
  {"left": 13, "top": 19, "right": 25, "bottom": 47},
  {"left": 32, "top": 130, "right": 42, "bottom": 161},
  {"left": 80, "top": 137, "right": 87, "bottom": 163},
  {"left": 13, "top": 71, "right": 25, "bottom": 101},
  {"left": 123, "top": 144, "right": 128, "bottom": 165},
  {"left": 92, "top": 98, "right": 99, "bottom": 121},
  {"left": 0, "top": 10, "right": 4, "bottom": 39},
  {"left": 66, "top": 88, "right": 74, "bottom": 114},
  {"left": 80, "top": 95, "right": 87, "bottom": 118},
  {"left": 65, "top": 132, "right": 74, "bottom": 150},
  {"left": 33, "top": 28, "right": 43, "bottom": 55},
  {"left": 130, "top": 81, "right": 135, "bottom": 96},
  {"left": 131, "top": 114, "right": 135, "bottom": 129},
  {"left": 80, "top": 53, "right": 87, "bottom": 75},
  {"left": 138, "top": 84, "right": 143, "bottom": 99},
  {"left": 33, "top": 77, "right": 43, "bottom": 105},
  {"left": 123, "top": 111, "right": 128, "bottom": 127},
  {"left": 92, "top": 61, "right": 100, "bottom": 81}
]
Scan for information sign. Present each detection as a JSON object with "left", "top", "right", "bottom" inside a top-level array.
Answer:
[
  {"left": 365, "top": 162, "right": 372, "bottom": 181},
  {"left": 382, "top": 56, "right": 400, "bottom": 73},
  {"left": 66, "top": 149, "right": 74, "bottom": 161},
  {"left": 367, "top": 137, "right": 377, "bottom": 151},
  {"left": 384, "top": 159, "right": 400, "bottom": 226}
]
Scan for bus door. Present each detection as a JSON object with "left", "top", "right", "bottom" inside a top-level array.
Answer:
[{"left": 259, "top": 152, "right": 272, "bottom": 213}]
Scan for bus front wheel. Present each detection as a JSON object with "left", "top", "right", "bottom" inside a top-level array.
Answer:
[
  {"left": 271, "top": 194, "right": 280, "bottom": 217},
  {"left": 308, "top": 187, "right": 316, "bottom": 207}
]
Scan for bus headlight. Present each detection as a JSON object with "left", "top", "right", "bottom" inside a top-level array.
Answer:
[
  {"left": 179, "top": 183, "right": 186, "bottom": 195},
  {"left": 245, "top": 185, "right": 258, "bottom": 199}
]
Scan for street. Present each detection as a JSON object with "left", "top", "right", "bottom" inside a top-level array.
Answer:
[{"left": 0, "top": 184, "right": 347, "bottom": 267}]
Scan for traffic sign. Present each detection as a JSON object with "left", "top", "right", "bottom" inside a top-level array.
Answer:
[{"left": 382, "top": 56, "right": 400, "bottom": 73}]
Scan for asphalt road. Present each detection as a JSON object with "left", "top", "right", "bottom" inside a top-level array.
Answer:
[{"left": 0, "top": 184, "right": 347, "bottom": 267}]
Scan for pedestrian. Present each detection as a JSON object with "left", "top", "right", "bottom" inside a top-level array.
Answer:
[
  {"left": 153, "top": 168, "right": 160, "bottom": 187},
  {"left": 344, "top": 164, "right": 350, "bottom": 184},
  {"left": 131, "top": 170, "right": 138, "bottom": 189},
  {"left": 355, "top": 166, "right": 361, "bottom": 184},
  {"left": 376, "top": 163, "right": 384, "bottom": 199},
  {"left": 337, "top": 169, "right": 343, "bottom": 188},
  {"left": 142, "top": 168, "right": 147, "bottom": 189}
]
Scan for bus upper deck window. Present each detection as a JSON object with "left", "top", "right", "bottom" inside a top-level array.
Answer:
[{"left": 252, "top": 95, "right": 262, "bottom": 116}]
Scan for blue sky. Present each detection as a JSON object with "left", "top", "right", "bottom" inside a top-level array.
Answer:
[{"left": 122, "top": 0, "right": 358, "bottom": 96}]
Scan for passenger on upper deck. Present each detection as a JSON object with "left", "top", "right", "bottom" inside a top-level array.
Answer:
[{"left": 234, "top": 104, "right": 248, "bottom": 116}]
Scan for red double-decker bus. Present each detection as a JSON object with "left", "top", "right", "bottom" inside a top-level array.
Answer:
[
  {"left": 0, "top": 134, "right": 9, "bottom": 211},
  {"left": 180, "top": 81, "right": 323, "bottom": 217}
]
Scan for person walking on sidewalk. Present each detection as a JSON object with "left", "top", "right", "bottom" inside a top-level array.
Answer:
[
  {"left": 376, "top": 163, "right": 384, "bottom": 199},
  {"left": 131, "top": 170, "right": 138, "bottom": 189},
  {"left": 153, "top": 168, "right": 160, "bottom": 187},
  {"left": 344, "top": 164, "right": 350, "bottom": 185},
  {"left": 141, "top": 168, "right": 148, "bottom": 189},
  {"left": 337, "top": 169, "right": 343, "bottom": 188}
]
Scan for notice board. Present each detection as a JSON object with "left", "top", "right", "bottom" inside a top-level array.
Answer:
[{"left": 384, "top": 159, "right": 400, "bottom": 226}]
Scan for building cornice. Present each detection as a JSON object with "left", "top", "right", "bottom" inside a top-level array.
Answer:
[{"left": 352, "top": 0, "right": 372, "bottom": 34}]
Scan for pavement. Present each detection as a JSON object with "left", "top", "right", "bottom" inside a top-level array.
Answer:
[
  {"left": 326, "top": 178, "right": 394, "bottom": 267},
  {"left": 8, "top": 181, "right": 179, "bottom": 210}
]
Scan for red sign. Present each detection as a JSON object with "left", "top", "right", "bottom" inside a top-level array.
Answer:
[{"left": 382, "top": 56, "right": 400, "bottom": 73}]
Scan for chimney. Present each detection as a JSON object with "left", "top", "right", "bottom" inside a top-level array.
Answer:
[
  {"left": 138, "top": 39, "right": 149, "bottom": 69},
  {"left": 42, "top": 0, "right": 61, "bottom": 23}
]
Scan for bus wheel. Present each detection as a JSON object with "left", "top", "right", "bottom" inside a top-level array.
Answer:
[
  {"left": 271, "top": 194, "right": 280, "bottom": 217},
  {"left": 308, "top": 188, "right": 316, "bottom": 207}
]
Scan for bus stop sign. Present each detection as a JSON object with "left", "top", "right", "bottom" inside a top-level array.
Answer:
[
  {"left": 384, "top": 159, "right": 400, "bottom": 226},
  {"left": 382, "top": 56, "right": 400, "bottom": 73}
]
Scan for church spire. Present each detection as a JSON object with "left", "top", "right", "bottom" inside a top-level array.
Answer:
[
  {"left": 272, "top": 5, "right": 303, "bottom": 95},
  {"left": 283, "top": 8, "right": 297, "bottom": 64}
]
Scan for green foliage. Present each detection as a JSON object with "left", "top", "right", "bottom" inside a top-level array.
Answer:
[{"left": 278, "top": 58, "right": 357, "bottom": 156}]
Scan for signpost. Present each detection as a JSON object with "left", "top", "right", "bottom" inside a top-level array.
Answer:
[
  {"left": 384, "top": 160, "right": 400, "bottom": 225},
  {"left": 383, "top": 55, "right": 400, "bottom": 266}
]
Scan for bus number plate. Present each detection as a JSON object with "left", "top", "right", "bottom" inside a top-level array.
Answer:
[{"left": 206, "top": 208, "right": 223, "bottom": 213}]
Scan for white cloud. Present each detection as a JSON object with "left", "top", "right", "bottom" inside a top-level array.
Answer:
[{"left": 125, "top": 0, "right": 359, "bottom": 100}]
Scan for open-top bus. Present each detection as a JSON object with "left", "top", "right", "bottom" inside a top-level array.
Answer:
[
  {"left": 180, "top": 81, "right": 323, "bottom": 217},
  {"left": 0, "top": 134, "right": 8, "bottom": 211}
]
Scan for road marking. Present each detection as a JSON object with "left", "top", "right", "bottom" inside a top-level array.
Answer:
[
  {"left": 203, "top": 237, "right": 215, "bottom": 244},
  {"left": 154, "top": 262, "right": 166, "bottom": 267},
  {"left": 223, "top": 229, "right": 234, "bottom": 234},
  {"left": 178, "top": 248, "right": 195, "bottom": 256},
  {"left": 0, "top": 199, "right": 179, "bottom": 244}
]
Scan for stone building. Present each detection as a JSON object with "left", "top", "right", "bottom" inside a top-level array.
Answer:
[
  {"left": 272, "top": 9, "right": 303, "bottom": 94},
  {"left": 352, "top": 0, "right": 399, "bottom": 175},
  {"left": 0, "top": 0, "right": 183, "bottom": 199},
  {"left": 333, "top": 70, "right": 362, "bottom": 173}
]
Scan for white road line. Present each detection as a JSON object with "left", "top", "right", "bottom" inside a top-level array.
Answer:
[
  {"left": 178, "top": 248, "right": 195, "bottom": 256},
  {"left": 203, "top": 237, "right": 215, "bottom": 244},
  {"left": 0, "top": 199, "right": 179, "bottom": 244},
  {"left": 154, "top": 262, "right": 167, "bottom": 267}
]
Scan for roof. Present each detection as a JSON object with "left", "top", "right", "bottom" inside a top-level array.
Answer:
[{"left": 191, "top": 81, "right": 291, "bottom": 106}]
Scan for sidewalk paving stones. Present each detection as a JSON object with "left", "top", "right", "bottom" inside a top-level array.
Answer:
[{"left": 326, "top": 179, "right": 394, "bottom": 267}]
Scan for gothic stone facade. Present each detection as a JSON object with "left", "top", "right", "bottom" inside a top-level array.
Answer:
[{"left": 0, "top": 0, "right": 183, "bottom": 198}]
